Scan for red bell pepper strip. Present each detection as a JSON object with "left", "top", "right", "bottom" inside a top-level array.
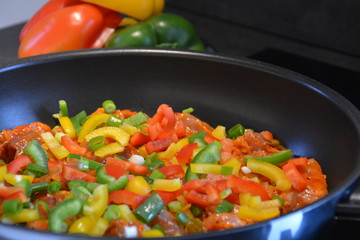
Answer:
[
  {"left": 19, "top": 0, "right": 81, "bottom": 42},
  {"left": 61, "top": 135, "right": 86, "bottom": 155},
  {"left": 176, "top": 143, "right": 198, "bottom": 165},
  {"left": 130, "top": 132, "right": 150, "bottom": 146},
  {"left": 155, "top": 190, "right": 177, "bottom": 206},
  {"left": 61, "top": 165, "right": 96, "bottom": 182},
  {"left": 6, "top": 155, "right": 32, "bottom": 174},
  {"left": 108, "top": 190, "right": 147, "bottom": 210},
  {"left": 203, "top": 182, "right": 221, "bottom": 205},
  {"left": 104, "top": 165, "right": 127, "bottom": 179},
  {"left": 0, "top": 187, "right": 26, "bottom": 199},
  {"left": 145, "top": 134, "right": 178, "bottom": 153},
  {"left": 185, "top": 190, "right": 211, "bottom": 208},
  {"left": 106, "top": 157, "right": 148, "bottom": 175},
  {"left": 282, "top": 162, "right": 309, "bottom": 191},
  {"left": 158, "top": 165, "right": 185, "bottom": 179},
  {"left": 227, "top": 175, "right": 270, "bottom": 200}
]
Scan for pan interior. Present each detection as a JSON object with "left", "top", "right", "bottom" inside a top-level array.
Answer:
[{"left": 0, "top": 49, "right": 359, "bottom": 195}]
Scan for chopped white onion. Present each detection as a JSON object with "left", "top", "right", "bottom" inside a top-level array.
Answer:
[
  {"left": 129, "top": 154, "right": 145, "bottom": 165},
  {"left": 241, "top": 166, "right": 252, "bottom": 174},
  {"left": 124, "top": 225, "right": 138, "bottom": 238}
]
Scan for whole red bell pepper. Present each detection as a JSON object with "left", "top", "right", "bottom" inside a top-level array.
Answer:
[{"left": 18, "top": 0, "right": 122, "bottom": 58}]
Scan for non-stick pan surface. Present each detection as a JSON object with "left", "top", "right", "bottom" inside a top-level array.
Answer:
[{"left": 0, "top": 48, "right": 359, "bottom": 240}]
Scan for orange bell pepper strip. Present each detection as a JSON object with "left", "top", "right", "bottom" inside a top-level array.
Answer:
[
  {"left": 61, "top": 135, "right": 86, "bottom": 155},
  {"left": 282, "top": 162, "right": 309, "bottom": 191}
]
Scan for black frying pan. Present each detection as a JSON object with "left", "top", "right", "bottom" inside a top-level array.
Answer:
[{"left": 0, "top": 48, "right": 359, "bottom": 240}]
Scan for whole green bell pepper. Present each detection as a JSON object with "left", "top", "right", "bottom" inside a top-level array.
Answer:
[{"left": 105, "top": 13, "right": 206, "bottom": 51}]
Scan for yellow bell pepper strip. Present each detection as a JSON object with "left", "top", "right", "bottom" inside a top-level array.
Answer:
[
  {"left": 77, "top": 113, "right": 109, "bottom": 142},
  {"left": 118, "top": 204, "right": 142, "bottom": 223},
  {"left": 237, "top": 205, "right": 280, "bottom": 221},
  {"left": 68, "top": 216, "right": 94, "bottom": 234},
  {"left": 247, "top": 158, "right": 292, "bottom": 191},
  {"left": 211, "top": 125, "right": 227, "bottom": 139},
  {"left": 69, "top": 216, "right": 109, "bottom": 236},
  {"left": 152, "top": 178, "right": 182, "bottom": 192},
  {"left": 41, "top": 132, "right": 69, "bottom": 159},
  {"left": 48, "top": 196, "right": 83, "bottom": 233},
  {"left": 84, "top": 126, "right": 130, "bottom": 146},
  {"left": 190, "top": 163, "right": 233, "bottom": 176},
  {"left": 125, "top": 176, "right": 152, "bottom": 196},
  {"left": 133, "top": 192, "right": 164, "bottom": 224},
  {"left": 1, "top": 209, "right": 40, "bottom": 224},
  {"left": 94, "top": 142, "right": 125, "bottom": 157},
  {"left": 83, "top": 184, "right": 108, "bottom": 218},
  {"left": 81, "top": 0, "right": 165, "bottom": 20},
  {"left": 58, "top": 116, "right": 76, "bottom": 138},
  {"left": 142, "top": 229, "right": 165, "bottom": 237},
  {"left": 4, "top": 174, "right": 34, "bottom": 185},
  {"left": 0, "top": 165, "right": 7, "bottom": 181},
  {"left": 222, "top": 158, "right": 241, "bottom": 175},
  {"left": 90, "top": 217, "right": 109, "bottom": 236}
]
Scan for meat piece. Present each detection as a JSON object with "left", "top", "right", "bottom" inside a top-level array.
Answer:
[
  {"left": 151, "top": 210, "right": 185, "bottom": 236},
  {"left": 203, "top": 213, "right": 245, "bottom": 231},
  {"left": 0, "top": 122, "right": 51, "bottom": 163},
  {"left": 176, "top": 113, "right": 214, "bottom": 137}
]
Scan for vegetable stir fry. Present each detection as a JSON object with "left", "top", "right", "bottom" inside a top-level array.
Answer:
[{"left": 0, "top": 100, "right": 327, "bottom": 237}]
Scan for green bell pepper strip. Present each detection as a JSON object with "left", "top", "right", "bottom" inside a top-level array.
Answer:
[
  {"left": 149, "top": 169, "right": 166, "bottom": 180},
  {"left": 106, "top": 13, "right": 205, "bottom": 51},
  {"left": 27, "top": 163, "right": 48, "bottom": 177},
  {"left": 214, "top": 200, "right": 234, "bottom": 213},
  {"left": 185, "top": 141, "right": 222, "bottom": 181},
  {"left": 23, "top": 140, "right": 48, "bottom": 170},
  {"left": 107, "top": 114, "right": 124, "bottom": 127},
  {"left": 243, "top": 149, "right": 293, "bottom": 165},
  {"left": 71, "top": 185, "right": 92, "bottom": 201},
  {"left": 2, "top": 199, "right": 23, "bottom": 216},
  {"left": 192, "top": 142, "right": 221, "bottom": 164},
  {"left": 188, "top": 131, "right": 206, "bottom": 144},
  {"left": 133, "top": 192, "right": 164, "bottom": 224},
  {"left": 48, "top": 197, "right": 83, "bottom": 233},
  {"left": 227, "top": 123, "right": 246, "bottom": 140},
  {"left": 107, "top": 175, "right": 129, "bottom": 192},
  {"left": 124, "top": 112, "right": 149, "bottom": 126}
]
